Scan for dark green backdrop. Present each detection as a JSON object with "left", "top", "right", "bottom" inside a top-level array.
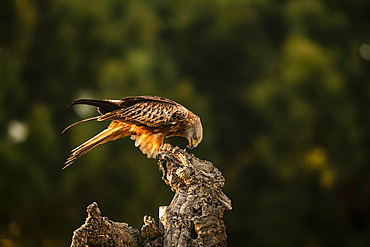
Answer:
[{"left": 1, "top": 0, "right": 370, "bottom": 246}]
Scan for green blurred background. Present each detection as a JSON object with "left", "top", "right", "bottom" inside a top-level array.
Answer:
[{"left": 1, "top": 0, "right": 370, "bottom": 246}]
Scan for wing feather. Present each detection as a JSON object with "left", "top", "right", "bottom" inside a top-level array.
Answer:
[{"left": 99, "top": 100, "right": 188, "bottom": 127}]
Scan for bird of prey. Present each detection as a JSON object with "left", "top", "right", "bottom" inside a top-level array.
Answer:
[{"left": 63, "top": 96, "right": 203, "bottom": 169}]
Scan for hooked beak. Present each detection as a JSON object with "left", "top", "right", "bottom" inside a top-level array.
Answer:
[{"left": 187, "top": 138, "right": 198, "bottom": 149}]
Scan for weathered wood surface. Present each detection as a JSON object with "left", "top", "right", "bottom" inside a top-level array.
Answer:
[
  {"left": 157, "top": 144, "right": 232, "bottom": 246},
  {"left": 69, "top": 144, "right": 232, "bottom": 247},
  {"left": 69, "top": 202, "right": 140, "bottom": 247}
]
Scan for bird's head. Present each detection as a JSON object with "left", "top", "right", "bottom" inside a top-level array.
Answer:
[{"left": 186, "top": 116, "right": 203, "bottom": 149}]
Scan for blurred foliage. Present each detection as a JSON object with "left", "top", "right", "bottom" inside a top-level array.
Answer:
[{"left": 1, "top": 0, "right": 370, "bottom": 246}]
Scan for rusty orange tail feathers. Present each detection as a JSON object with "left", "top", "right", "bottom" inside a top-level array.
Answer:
[
  {"left": 63, "top": 122, "right": 129, "bottom": 169},
  {"left": 63, "top": 122, "right": 166, "bottom": 168}
]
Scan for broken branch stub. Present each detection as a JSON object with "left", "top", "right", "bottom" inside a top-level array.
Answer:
[
  {"left": 69, "top": 202, "right": 140, "bottom": 247},
  {"left": 157, "top": 144, "right": 232, "bottom": 247}
]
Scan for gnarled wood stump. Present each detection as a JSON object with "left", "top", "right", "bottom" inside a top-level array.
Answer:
[
  {"left": 69, "top": 144, "right": 232, "bottom": 247},
  {"left": 69, "top": 202, "right": 140, "bottom": 247}
]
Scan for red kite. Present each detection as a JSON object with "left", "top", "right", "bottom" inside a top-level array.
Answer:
[{"left": 63, "top": 96, "right": 203, "bottom": 169}]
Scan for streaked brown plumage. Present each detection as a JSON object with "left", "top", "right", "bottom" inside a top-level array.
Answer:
[{"left": 63, "top": 96, "right": 203, "bottom": 169}]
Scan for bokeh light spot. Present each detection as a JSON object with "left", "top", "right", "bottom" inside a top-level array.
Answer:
[
  {"left": 7, "top": 120, "right": 28, "bottom": 143},
  {"left": 359, "top": 43, "right": 370, "bottom": 61}
]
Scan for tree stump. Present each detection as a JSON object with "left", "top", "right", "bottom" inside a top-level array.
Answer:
[
  {"left": 69, "top": 202, "right": 140, "bottom": 247},
  {"left": 69, "top": 144, "right": 232, "bottom": 247}
]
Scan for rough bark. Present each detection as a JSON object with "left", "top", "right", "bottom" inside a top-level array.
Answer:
[
  {"left": 69, "top": 202, "right": 140, "bottom": 247},
  {"left": 156, "top": 144, "right": 232, "bottom": 246},
  {"left": 69, "top": 144, "right": 232, "bottom": 247}
]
